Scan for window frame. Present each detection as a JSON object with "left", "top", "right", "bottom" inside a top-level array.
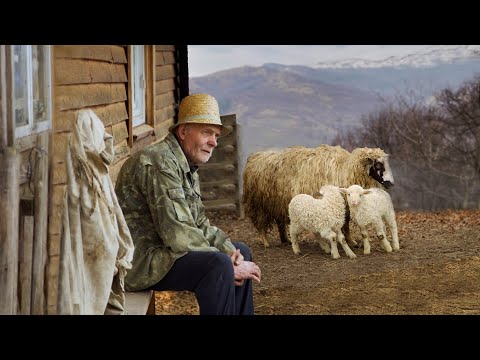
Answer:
[
  {"left": 11, "top": 45, "right": 52, "bottom": 139},
  {"left": 131, "top": 45, "right": 146, "bottom": 128}
]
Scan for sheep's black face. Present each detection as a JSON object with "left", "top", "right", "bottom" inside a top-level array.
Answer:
[{"left": 369, "top": 157, "right": 395, "bottom": 189}]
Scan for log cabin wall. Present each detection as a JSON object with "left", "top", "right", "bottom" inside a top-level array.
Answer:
[
  {"left": 0, "top": 45, "right": 187, "bottom": 314},
  {"left": 48, "top": 45, "right": 129, "bottom": 314},
  {"left": 46, "top": 45, "right": 187, "bottom": 314}
]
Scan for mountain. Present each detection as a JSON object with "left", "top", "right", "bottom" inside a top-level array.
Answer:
[
  {"left": 189, "top": 48, "right": 480, "bottom": 183},
  {"left": 314, "top": 45, "right": 480, "bottom": 69}
]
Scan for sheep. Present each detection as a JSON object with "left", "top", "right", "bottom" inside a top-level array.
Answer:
[
  {"left": 242, "top": 145, "right": 395, "bottom": 247},
  {"left": 339, "top": 184, "right": 400, "bottom": 254},
  {"left": 288, "top": 185, "right": 357, "bottom": 259}
]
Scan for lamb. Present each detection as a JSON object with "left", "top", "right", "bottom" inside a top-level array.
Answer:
[
  {"left": 339, "top": 184, "right": 400, "bottom": 254},
  {"left": 288, "top": 185, "right": 356, "bottom": 259},
  {"left": 242, "top": 145, "right": 395, "bottom": 247}
]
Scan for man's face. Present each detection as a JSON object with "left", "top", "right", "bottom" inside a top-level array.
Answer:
[{"left": 178, "top": 123, "right": 222, "bottom": 165}]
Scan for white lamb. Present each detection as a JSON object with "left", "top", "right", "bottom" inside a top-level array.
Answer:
[
  {"left": 340, "top": 185, "right": 400, "bottom": 254},
  {"left": 288, "top": 185, "right": 357, "bottom": 260}
]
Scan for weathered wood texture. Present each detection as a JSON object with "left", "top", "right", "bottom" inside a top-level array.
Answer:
[
  {"left": 198, "top": 115, "right": 240, "bottom": 215},
  {"left": 18, "top": 213, "right": 34, "bottom": 314},
  {"left": 124, "top": 290, "right": 156, "bottom": 315},
  {"left": 1, "top": 45, "right": 7, "bottom": 149},
  {"left": 55, "top": 59, "right": 127, "bottom": 85},
  {"left": 31, "top": 133, "right": 49, "bottom": 314},
  {"left": 54, "top": 103, "right": 128, "bottom": 132},
  {"left": 0, "top": 148, "right": 19, "bottom": 314},
  {"left": 55, "top": 45, "right": 127, "bottom": 63},
  {"left": 153, "top": 46, "right": 180, "bottom": 142},
  {"left": 56, "top": 83, "right": 127, "bottom": 111},
  {"left": 43, "top": 44, "right": 186, "bottom": 313}
]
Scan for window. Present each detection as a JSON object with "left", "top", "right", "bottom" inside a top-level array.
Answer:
[
  {"left": 12, "top": 45, "right": 52, "bottom": 138},
  {"left": 131, "top": 45, "right": 146, "bottom": 127}
]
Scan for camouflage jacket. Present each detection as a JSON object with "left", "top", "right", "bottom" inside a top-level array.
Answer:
[{"left": 115, "top": 132, "right": 236, "bottom": 291}]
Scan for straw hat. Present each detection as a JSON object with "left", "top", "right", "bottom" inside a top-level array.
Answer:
[{"left": 169, "top": 93, "right": 231, "bottom": 136}]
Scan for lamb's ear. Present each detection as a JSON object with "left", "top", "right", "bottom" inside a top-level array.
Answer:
[
  {"left": 364, "top": 190, "right": 373, "bottom": 195},
  {"left": 339, "top": 188, "right": 348, "bottom": 194},
  {"left": 313, "top": 191, "right": 322, "bottom": 198}
]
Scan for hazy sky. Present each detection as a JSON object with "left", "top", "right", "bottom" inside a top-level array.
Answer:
[{"left": 188, "top": 45, "right": 434, "bottom": 77}]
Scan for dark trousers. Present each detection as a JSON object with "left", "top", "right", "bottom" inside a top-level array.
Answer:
[{"left": 149, "top": 242, "right": 254, "bottom": 315}]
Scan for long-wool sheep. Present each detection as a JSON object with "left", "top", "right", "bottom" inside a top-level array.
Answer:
[
  {"left": 242, "top": 145, "right": 394, "bottom": 247},
  {"left": 288, "top": 185, "right": 356, "bottom": 259},
  {"left": 340, "top": 184, "right": 399, "bottom": 254}
]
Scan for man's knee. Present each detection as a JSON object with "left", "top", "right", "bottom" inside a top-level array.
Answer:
[
  {"left": 233, "top": 241, "right": 252, "bottom": 261},
  {"left": 208, "top": 252, "right": 234, "bottom": 277}
]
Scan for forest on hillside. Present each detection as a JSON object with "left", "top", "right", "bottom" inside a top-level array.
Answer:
[{"left": 333, "top": 75, "right": 480, "bottom": 211}]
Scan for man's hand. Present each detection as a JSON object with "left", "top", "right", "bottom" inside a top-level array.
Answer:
[
  {"left": 230, "top": 248, "right": 244, "bottom": 266},
  {"left": 233, "top": 260, "right": 261, "bottom": 286}
]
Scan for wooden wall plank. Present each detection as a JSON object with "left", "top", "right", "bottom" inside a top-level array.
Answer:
[
  {"left": 110, "top": 157, "right": 128, "bottom": 184},
  {"left": 155, "top": 105, "right": 176, "bottom": 123},
  {"left": 154, "top": 118, "right": 175, "bottom": 140},
  {"left": 163, "top": 52, "right": 176, "bottom": 65},
  {"left": 52, "top": 132, "right": 70, "bottom": 164},
  {"left": 156, "top": 45, "right": 175, "bottom": 51},
  {"left": 112, "top": 121, "right": 128, "bottom": 145},
  {"left": 55, "top": 45, "right": 127, "bottom": 63},
  {"left": 56, "top": 84, "right": 127, "bottom": 111},
  {"left": 114, "top": 140, "right": 130, "bottom": 163},
  {"left": 155, "top": 51, "right": 166, "bottom": 66},
  {"left": 155, "top": 78, "right": 176, "bottom": 95},
  {"left": 155, "top": 92, "right": 175, "bottom": 110},
  {"left": 156, "top": 64, "right": 175, "bottom": 81},
  {"left": 55, "top": 59, "right": 127, "bottom": 85},
  {"left": 53, "top": 102, "right": 128, "bottom": 132},
  {"left": 132, "top": 134, "right": 155, "bottom": 155}
]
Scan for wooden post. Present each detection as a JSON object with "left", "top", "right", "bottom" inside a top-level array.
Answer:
[
  {"left": 0, "top": 147, "right": 19, "bottom": 315},
  {"left": 18, "top": 210, "right": 34, "bottom": 314},
  {"left": 0, "top": 45, "right": 7, "bottom": 149},
  {"left": 31, "top": 132, "right": 49, "bottom": 314}
]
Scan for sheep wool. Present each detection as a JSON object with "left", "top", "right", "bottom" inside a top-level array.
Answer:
[
  {"left": 340, "top": 184, "right": 400, "bottom": 254},
  {"left": 243, "top": 145, "right": 394, "bottom": 247},
  {"left": 288, "top": 185, "right": 356, "bottom": 259}
]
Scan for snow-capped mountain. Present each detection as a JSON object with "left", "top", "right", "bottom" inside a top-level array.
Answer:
[{"left": 314, "top": 45, "right": 480, "bottom": 69}]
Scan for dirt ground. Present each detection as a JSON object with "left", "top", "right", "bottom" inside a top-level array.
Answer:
[{"left": 155, "top": 209, "right": 480, "bottom": 315}]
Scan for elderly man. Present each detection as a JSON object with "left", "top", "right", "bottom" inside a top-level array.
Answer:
[{"left": 115, "top": 93, "right": 261, "bottom": 315}]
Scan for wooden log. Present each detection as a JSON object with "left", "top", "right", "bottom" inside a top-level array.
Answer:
[
  {"left": 55, "top": 58, "right": 127, "bottom": 85},
  {"left": 31, "top": 132, "right": 49, "bottom": 314},
  {"left": 56, "top": 83, "right": 127, "bottom": 111},
  {"left": 55, "top": 45, "right": 127, "bottom": 64},
  {"left": 0, "top": 147, "right": 19, "bottom": 314},
  {"left": 54, "top": 103, "right": 128, "bottom": 132}
]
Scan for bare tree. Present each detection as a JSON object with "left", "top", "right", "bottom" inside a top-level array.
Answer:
[{"left": 334, "top": 78, "right": 480, "bottom": 210}]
